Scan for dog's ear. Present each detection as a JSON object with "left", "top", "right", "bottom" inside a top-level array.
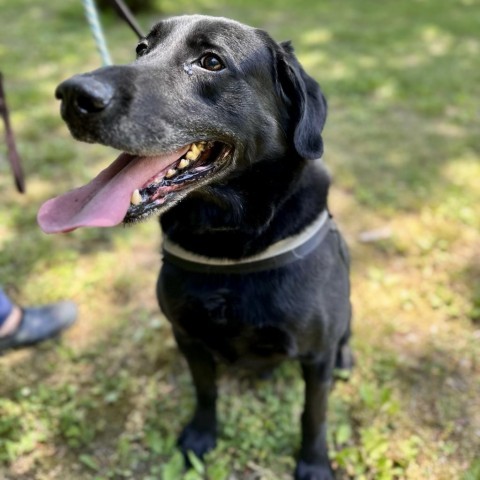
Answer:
[{"left": 275, "top": 41, "right": 327, "bottom": 159}]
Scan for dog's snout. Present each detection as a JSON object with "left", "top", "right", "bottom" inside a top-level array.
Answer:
[{"left": 55, "top": 75, "right": 114, "bottom": 116}]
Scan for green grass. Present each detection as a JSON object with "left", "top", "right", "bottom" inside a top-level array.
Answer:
[{"left": 0, "top": 0, "right": 479, "bottom": 478}]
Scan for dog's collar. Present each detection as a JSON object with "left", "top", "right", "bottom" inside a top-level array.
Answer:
[{"left": 162, "top": 210, "right": 331, "bottom": 274}]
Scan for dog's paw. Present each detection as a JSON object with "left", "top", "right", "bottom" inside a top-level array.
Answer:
[
  {"left": 294, "top": 460, "right": 335, "bottom": 480},
  {"left": 177, "top": 422, "right": 217, "bottom": 464}
]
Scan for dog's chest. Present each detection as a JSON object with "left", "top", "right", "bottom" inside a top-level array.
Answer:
[
  {"left": 158, "top": 268, "right": 303, "bottom": 366},
  {"left": 179, "top": 313, "right": 294, "bottom": 367}
]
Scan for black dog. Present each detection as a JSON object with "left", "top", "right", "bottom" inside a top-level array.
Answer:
[{"left": 38, "top": 15, "right": 353, "bottom": 479}]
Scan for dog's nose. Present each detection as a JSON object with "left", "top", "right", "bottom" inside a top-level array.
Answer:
[{"left": 55, "top": 75, "right": 114, "bottom": 116}]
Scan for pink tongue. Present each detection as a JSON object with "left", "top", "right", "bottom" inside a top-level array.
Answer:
[{"left": 37, "top": 147, "right": 188, "bottom": 234}]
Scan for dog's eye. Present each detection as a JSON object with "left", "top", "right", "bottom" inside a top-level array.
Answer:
[
  {"left": 199, "top": 54, "right": 225, "bottom": 72},
  {"left": 136, "top": 41, "right": 149, "bottom": 57}
]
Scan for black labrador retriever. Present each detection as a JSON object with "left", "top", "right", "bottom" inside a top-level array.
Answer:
[{"left": 38, "top": 15, "right": 353, "bottom": 479}]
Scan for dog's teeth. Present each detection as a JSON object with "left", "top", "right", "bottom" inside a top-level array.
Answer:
[
  {"left": 165, "top": 168, "right": 177, "bottom": 178},
  {"left": 178, "top": 158, "right": 190, "bottom": 169},
  {"left": 130, "top": 189, "right": 142, "bottom": 205},
  {"left": 184, "top": 142, "right": 205, "bottom": 162},
  {"left": 191, "top": 144, "right": 201, "bottom": 156}
]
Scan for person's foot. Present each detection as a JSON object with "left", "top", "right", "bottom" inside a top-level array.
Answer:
[{"left": 0, "top": 301, "right": 77, "bottom": 353}]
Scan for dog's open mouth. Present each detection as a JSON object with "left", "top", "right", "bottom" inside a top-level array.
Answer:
[
  {"left": 37, "top": 141, "right": 232, "bottom": 234},
  {"left": 125, "top": 141, "right": 231, "bottom": 222}
]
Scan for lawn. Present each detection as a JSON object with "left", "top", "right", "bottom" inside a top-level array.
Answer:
[{"left": 0, "top": 0, "right": 479, "bottom": 479}]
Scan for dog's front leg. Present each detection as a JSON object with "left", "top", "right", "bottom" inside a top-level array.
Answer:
[
  {"left": 295, "top": 356, "right": 336, "bottom": 480},
  {"left": 174, "top": 330, "right": 218, "bottom": 464}
]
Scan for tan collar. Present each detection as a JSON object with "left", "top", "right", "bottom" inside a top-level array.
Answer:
[{"left": 162, "top": 210, "right": 331, "bottom": 274}]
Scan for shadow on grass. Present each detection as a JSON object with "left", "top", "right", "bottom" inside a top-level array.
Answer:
[
  {"left": 390, "top": 343, "right": 479, "bottom": 467},
  {"left": 0, "top": 307, "right": 186, "bottom": 477},
  {"left": 0, "top": 313, "right": 305, "bottom": 479}
]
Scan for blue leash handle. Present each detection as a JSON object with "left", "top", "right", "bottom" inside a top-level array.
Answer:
[{"left": 82, "top": 0, "right": 112, "bottom": 66}]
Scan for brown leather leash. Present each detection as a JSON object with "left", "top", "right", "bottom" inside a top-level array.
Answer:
[
  {"left": 107, "top": 0, "right": 145, "bottom": 39},
  {"left": 0, "top": 72, "right": 25, "bottom": 193}
]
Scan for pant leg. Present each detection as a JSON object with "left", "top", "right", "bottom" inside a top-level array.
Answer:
[{"left": 0, "top": 288, "right": 14, "bottom": 327}]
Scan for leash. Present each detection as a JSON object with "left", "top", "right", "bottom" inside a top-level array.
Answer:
[
  {"left": 83, "top": 0, "right": 145, "bottom": 66},
  {"left": 106, "top": 0, "right": 145, "bottom": 39},
  {"left": 0, "top": 72, "right": 25, "bottom": 193},
  {"left": 82, "top": 0, "right": 113, "bottom": 65},
  {"left": 162, "top": 210, "right": 332, "bottom": 274}
]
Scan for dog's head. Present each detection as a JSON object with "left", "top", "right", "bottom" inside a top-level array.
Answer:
[{"left": 38, "top": 15, "right": 327, "bottom": 233}]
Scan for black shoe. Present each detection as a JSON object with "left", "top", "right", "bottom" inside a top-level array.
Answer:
[{"left": 0, "top": 301, "right": 77, "bottom": 353}]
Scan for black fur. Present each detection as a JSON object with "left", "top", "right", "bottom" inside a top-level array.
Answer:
[{"left": 55, "top": 15, "right": 352, "bottom": 479}]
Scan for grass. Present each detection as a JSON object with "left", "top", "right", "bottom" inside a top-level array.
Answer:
[{"left": 0, "top": 0, "right": 479, "bottom": 478}]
